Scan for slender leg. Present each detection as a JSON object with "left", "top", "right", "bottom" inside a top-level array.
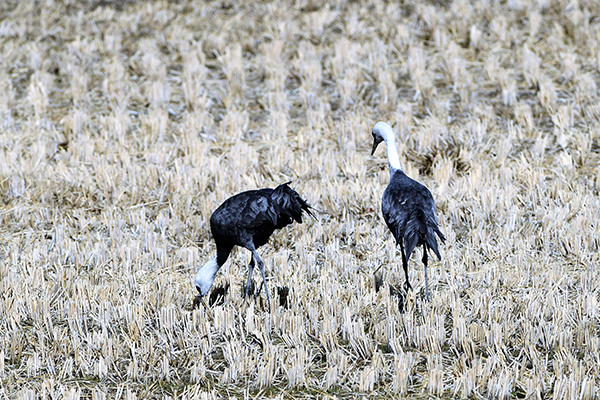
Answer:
[
  {"left": 399, "top": 241, "right": 412, "bottom": 292},
  {"left": 244, "top": 255, "right": 255, "bottom": 299},
  {"left": 422, "top": 247, "right": 430, "bottom": 301},
  {"left": 250, "top": 248, "right": 272, "bottom": 312}
]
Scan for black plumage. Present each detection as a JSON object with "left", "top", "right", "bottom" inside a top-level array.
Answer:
[
  {"left": 195, "top": 182, "right": 313, "bottom": 310},
  {"left": 371, "top": 121, "right": 445, "bottom": 301},
  {"left": 382, "top": 170, "right": 446, "bottom": 299}
]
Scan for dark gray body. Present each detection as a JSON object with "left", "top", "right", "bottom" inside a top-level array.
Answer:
[
  {"left": 210, "top": 183, "right": 312, "bottom": 264},
  {"left": 382, "top": 170, "right": 445, "bottom": 296}
]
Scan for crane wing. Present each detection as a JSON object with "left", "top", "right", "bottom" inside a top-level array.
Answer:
[
  {"left": 238, "top": 195, "right": 279, "bottom": 229},
  {"left": 382, "top": 172, "right": 445, "bottom": 260},
  {"left": 210, "top": 189, "right": 277, "bottom": 239},
  {"left": 209, "top": 184, "right": 312, "bottom": 249}
]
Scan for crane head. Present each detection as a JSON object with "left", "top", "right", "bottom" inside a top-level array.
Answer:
[
  {"left": 195, "top": 257, "right": 219, "bottom": 297},
  {"left": 371, "top": 121, "right": 390, "bottom": 155}
]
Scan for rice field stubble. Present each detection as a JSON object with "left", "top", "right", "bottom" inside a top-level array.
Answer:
[{"left": 1, "top": 0, "right": 599, "bottom": 398}]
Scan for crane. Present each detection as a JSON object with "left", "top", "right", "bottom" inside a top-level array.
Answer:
[
  {"left": 194, "top": 182, "right": 313, "bottom": 310},
  {"left": 371, "top": 122, "right": 445, "bottom": 301}
]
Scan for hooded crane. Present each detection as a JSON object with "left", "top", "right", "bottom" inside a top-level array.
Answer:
[
  {"left": 371, "top": 122, "right": 445, "bottom": 301},
  {"left": 195, "top": 182, "right": 313, "bottom": 310}
]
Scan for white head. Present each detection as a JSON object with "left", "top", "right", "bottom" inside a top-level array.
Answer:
[
  {"left": 370, "top": 121, "right": 395, "bottom": 155},
  {"left": 195, "top": 257, "right": 219, "bottom": 296},
  {"left": 371, "top": 121, "right": 402, "bottom": 173}
]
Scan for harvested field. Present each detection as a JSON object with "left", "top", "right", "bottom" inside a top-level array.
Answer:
[{"left": 1, "top": 0, "right": 600, "bottom": 398}]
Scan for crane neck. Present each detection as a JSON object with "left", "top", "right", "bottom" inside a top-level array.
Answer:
[
  {"left": 195, "top": 257, "right": 219, "bottom": 296},
  {"left": 384, "top": 135, "right": 402, "bottom": 176}
]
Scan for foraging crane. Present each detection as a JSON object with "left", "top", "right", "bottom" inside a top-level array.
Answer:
[
  {"left": 195, "top": 182, "right": 313, "bottom": 310},
  {"left": 370, "top": 122, "right": 445, "bottom": 301}
]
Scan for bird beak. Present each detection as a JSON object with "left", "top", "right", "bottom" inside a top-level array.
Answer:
[{"left": 371, "top": 140, "right": 379, "bottom": 156}]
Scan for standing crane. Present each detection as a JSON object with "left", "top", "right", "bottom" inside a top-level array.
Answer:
[
  {"left": 194, "top": 182, "right": 313, "bottom": 310},
  {"left": 370, "top": 122, "right": 445, "bottom": 301}
]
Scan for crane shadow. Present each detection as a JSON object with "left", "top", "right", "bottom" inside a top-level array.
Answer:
[
  {"left": 192, "top": 281, "right": 290, "bottom": 312},
  {"left": 241, "top": 281, "right": 290, "bottom": 310},
  {"left": 277, "top": 286, "right": 290, "bottom": 309},
  {"left": 209, "top": 283, "right": 229, "bottom": 306},
  {"left": 374, "top": 271, "right": 410, "bottom": 313},
  {"left": 389, "top": 284, "right": 409, "bottom": 313},
  {"left": 243, "top": 280, "right": 290, "bottom": 310},
  {"left": 192, "top": 283, "right": 229, "bottom": 310}
]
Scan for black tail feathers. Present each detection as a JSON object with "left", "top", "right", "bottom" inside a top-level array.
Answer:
[
  {"left": 272, "top": 182, "right": 314, "bottom": 223},
  {"left": 403, "top": 209, "right": 445, "bottom": 261}
]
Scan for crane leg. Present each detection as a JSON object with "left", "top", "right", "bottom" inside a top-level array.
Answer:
[
  {"left": 399, "top": 241, "right": 412, "bottom": 292},
  {"left": 250, "top": 248, "right": 272, "bottom": 312},
  {"left": 244, "top": 255, "right": 255, "bottom": 299},
  {"left": 422, "top": 247, "right": 430, "bottom": 301}
]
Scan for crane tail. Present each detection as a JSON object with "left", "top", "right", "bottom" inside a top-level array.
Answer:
[
  {"left": 403, "top": 211, "right": 445, "bottom": 261},
  {"left": 272, "top": 182, "right": 313, "bottom": 224},
  {"left": 427, "top": 235, "right": 442, "bottom": 261},
  {"left": 425, "top": 214, "right": 445, "bottom": 261},
  {"left": 403, "top": 233, "right": 419, "bottom": 264}
]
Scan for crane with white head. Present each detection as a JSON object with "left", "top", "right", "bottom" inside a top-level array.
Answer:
[{"left": 371, "top": 122, "right": 445, "bottom": 301}]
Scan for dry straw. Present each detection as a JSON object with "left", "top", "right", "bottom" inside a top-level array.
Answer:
[{"left": 1, "top": 0, "right": 599, "bottom": 398}]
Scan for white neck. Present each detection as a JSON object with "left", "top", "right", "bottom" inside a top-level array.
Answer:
[
  {"left": 384, "top": 134, "right": 402, "bottom": 175},
  {"left": 195, "top": 257, "right": 219, "bottom": 296}
]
